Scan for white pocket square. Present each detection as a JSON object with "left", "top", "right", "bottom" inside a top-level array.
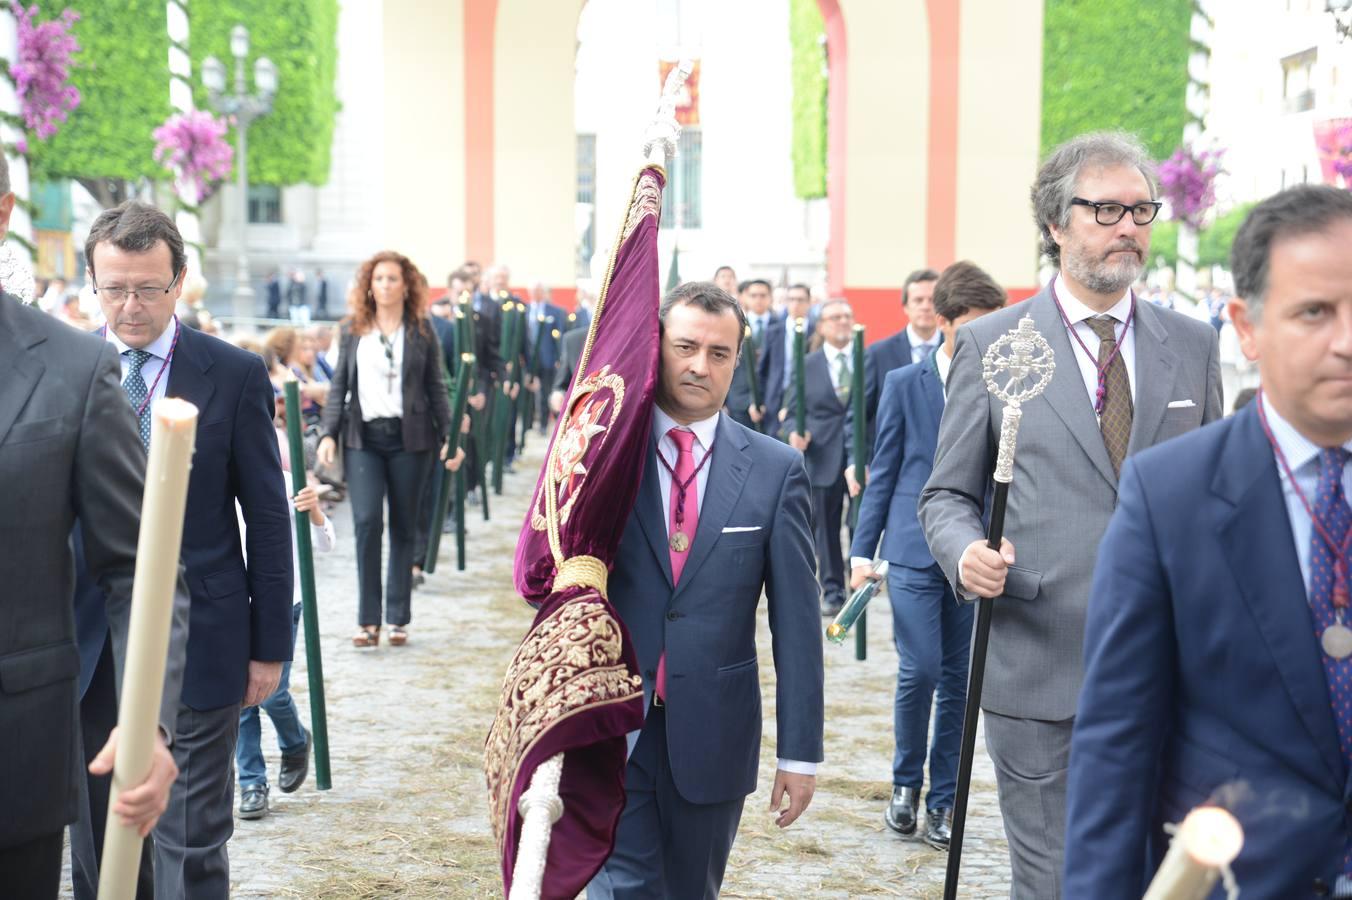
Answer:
[
  {"left": 722, "top": 525, "right": 762, "bottom": 533},
  {"left": 1167, "top": 399, "right": 1196, "bottom": 409}
]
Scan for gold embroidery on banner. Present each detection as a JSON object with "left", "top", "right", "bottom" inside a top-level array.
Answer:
[
  {"left": 484, "top": 596, "right": 643, "bottom": 855},
  {"left": 620, "top": 170, "right": 663, "bottom": 245},
  {"left": 532, "top": 366, "right": 626, "bottom": 532}
]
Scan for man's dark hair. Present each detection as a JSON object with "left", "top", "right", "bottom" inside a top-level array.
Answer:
[
  {"left": 713, "top": 265, "right": 735, "bottom": 279},
  {"left": 1231, "top": 386, "right": 1258, "bottom": 414},
  {"left": 932, "top": 261, "right": 1006, "bottom": 322},
  {"left": 743, "top": 278, "right": 772, "bottom": 294},
  {"left": 660, "top": 281, "right": 748, "bottom": 351},
  {"left": 85, "top": 201, "right": 186, "bottom": 281},
  {"left": 902, "top": 268, "right": 940, "bottom": 305},
  {"left": 787, "top": 283, "right": 811, "bottom": 298},
  {"left": 1231, "top": 185, "right": 1352, "bottom": 319}
]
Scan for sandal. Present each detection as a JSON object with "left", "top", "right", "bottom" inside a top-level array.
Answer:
[
  {"left": 388, "top": 626, "right": 408, "bottom": 647},
  {"left": 352, "top": 626, "right": 379, "bottom": 648}
]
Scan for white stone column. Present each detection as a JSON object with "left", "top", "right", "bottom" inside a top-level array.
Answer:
[
  {"left": 167, "top": 0, "right": 203, "bottom": 276},
  {"left": 1174, "top": 2, "right": 1212, "bottom": 307},
  {"left": 0, "top": 9, "right": 34, "bottom": 265}
]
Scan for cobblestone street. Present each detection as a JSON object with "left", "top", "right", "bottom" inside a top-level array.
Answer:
[{"left": 73, "top": 438, "right": 1011, "bottom": 899}]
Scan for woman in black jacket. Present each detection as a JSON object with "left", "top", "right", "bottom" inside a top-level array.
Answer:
[{"left": 317, "top": 251, "right": 459, "bottom": 647}]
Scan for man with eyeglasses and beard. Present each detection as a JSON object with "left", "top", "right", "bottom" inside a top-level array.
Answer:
[{"left": 919, "top": 131, "right": 1223, "bottom": 898}]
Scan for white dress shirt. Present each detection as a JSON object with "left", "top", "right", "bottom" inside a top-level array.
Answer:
[
  {"left": 647, "top": 406, "right": 818, "bottom": 777},
  {"left": 823, "top": 342, "right": 852, "bottom": 393},
  {"left": 906, "top": 323, "right": 941, "bottom": 365},
  {"left": 1263, "top": 398, "right": 1352, "bottom": 596},
  {"left": 356, "top": 326, "right": 405, "bottom": 420},
  {"left": 1053, "top": 276, "right": 1137, "bottom": 405},
  {"left": 652, "top": 406, "right": 717, "bottom": 524},
  {"left": 106, "top": 318, "right": 177, "bottom": 408}
]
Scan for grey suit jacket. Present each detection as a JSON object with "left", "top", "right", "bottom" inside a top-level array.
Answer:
[
  {"left": 0, "top": 293, "right": 188, "bottom": 848},
  {"left": 918, "top": 287, "right": 1222, "bottom": 720},
  {"left": 609, "top": 413, "right": 824, "bottom": 804}
]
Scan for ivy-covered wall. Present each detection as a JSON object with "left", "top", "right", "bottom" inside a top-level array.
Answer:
[
  {"left": 189, "top": 0, "right": 339, "bottom": 187},
  {"left": 1040, "top": 0, "right": 1193, "bottom": 160},
  {"left": 26, "top": 0, "right": 171, "bottom": 184},
  {"left": 789, "top": 0, "right": 827, "bottom": 200}
]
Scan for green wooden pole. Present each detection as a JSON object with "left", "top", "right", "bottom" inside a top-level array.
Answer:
[
  {"left": 424, "top": 354, "right": 473, "bottom": 574},
  {"left": 793, "top": 319, "right": 807, "bottom": 438},
  {"left": 491, "top": 302, "right": 517, "bottom": 496},
  {"left": 454, "top": 466, "right": 467, "bottom": 570},
  {"left": 850, "top": 325, "right": 868, "bottom": 661},
  {"left": 742, "top": 325, "right": 763, "bottom": 433},
  {"left": 283, "top": 381, "right": 331, "bottom": 791}
]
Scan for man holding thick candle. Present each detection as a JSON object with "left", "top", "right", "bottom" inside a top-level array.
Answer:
[
  {"left": 82, "top": 202, "right": 294, "bottom": 900},
  {"left": 0, "top": 160, "right": 181, "bottom": 898},
  {"left": 1065, "top": 185, "right": 1352, "bottom": 897}
]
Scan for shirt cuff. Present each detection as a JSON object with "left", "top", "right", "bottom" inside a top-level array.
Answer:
[
  {"left": 777, "top": 758, "right": 818, "bottom": 776},
  {"left": 955, "top": 557, "right": 980, "bottom": 601},
  {"left": 849, "top": 556, "right": 874, "bottom": 570}
]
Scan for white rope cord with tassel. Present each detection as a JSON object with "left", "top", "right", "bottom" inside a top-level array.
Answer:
[{"left": 507, "top": 59, "right": 693, "bottom": 900}]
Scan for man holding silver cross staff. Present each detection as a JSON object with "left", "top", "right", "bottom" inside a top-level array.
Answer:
[{"left": 920, "top": 131, "right": 1222, "bottom": 897}]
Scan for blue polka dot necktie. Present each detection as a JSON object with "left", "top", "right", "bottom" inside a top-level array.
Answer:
[
  {"left": 122, "top": 349, "right": 154, "bottom": 451},
  {"left": 1309, "top": 447, "right": 1352, "bottom": 874}
]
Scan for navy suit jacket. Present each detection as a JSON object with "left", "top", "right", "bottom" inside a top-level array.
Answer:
[
  {"left": 727, "top": 317, "right": 783, "bottom": 426},
  {"left": 524, "top": 302, "right": 565, "bottom": 374},
  {"left": 75, "top": 327, "right": 294, "bottom": 712},
  {"left": 789, "top": 349, "right": 848, "bottom": 489},
  {"left": 846, "top": 329, "right": 944, "bottom": 468},
  {"left": 609, "top": 414, "right": 824, "bottom": 805},
  {"left": 1064, "top": 405, "right": 1349, "bottom": 899},
  {"left": 848, "top": 359, "right": 944, "bottom": 569}
]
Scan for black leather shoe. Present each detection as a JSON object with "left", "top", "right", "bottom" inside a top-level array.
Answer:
[
  {"left": 925, "top": 807, "right": 953, "bottom": 850},
  {"left": 239, "top": 784, "right": 268, "bottom": 820},
  {"left": 821, "top": 597, "right": 845, "bottom": 618},
  {"left": 884, "top": 786, "right": 918, "bottom": 835},
  {"left": 278, "top": 728, "right": 311, "bottom": 794}
]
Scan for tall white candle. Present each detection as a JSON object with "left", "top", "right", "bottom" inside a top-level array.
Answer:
[
  {"left": 1143, "top": 805, "right": 1244, "bottom": 900},
  {"left": 98, "top": 398, "right": 199, "bottom": 900}
]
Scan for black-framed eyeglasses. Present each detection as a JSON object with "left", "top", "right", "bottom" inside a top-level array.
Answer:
[
  {"left": 93, "top": 268, "right": 183, "bottom": 305},
  {"left": 1070, "top": 197, "right": 1162, "bottom": 226}
]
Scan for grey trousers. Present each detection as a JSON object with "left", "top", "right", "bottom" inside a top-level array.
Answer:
[
  {"left": 588, "top": 707, "right": 745, "bottom": 900},
  {"left": 153, "top": 702, "right": 241, "bottom": 900},
  {"left": 982, "top": 710, "right": 1074, "bottom": 900}
]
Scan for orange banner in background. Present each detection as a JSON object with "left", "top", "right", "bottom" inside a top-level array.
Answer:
[{"left": 658, "top": 60, "right": 699, "bottom": 126}]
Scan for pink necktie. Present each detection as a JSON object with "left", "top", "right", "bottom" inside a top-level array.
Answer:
[{"left": 656, "top": 427, "right": 699, "bottom": 702}]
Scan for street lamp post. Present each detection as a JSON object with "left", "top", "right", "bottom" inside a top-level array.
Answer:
[{"left": 203, "top": 25, "right": 277, "bottom": 321}]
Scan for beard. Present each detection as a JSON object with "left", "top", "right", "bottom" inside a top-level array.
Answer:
[{"left": 1063, "top": 238, "right": 1144, "bottom": 296}]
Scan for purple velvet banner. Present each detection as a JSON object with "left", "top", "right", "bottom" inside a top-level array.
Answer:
[{"left": 486, "top": 166, "right": 666, "bottom": 899}]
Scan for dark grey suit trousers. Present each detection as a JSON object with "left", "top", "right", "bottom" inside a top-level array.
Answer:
[{"left": 153, "top": 702, "right": 241, "bottom": 900}]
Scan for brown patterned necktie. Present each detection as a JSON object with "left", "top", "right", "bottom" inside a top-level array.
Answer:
[{"left": 1087, "top": 315, "right": 1132, "bottom": 476}]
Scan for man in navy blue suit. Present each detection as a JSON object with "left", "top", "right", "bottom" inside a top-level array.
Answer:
[
  {"left": 524, "top": 281, "right": 566, "bottom": 433},
  {"left": 1064, "top": 185, "right": 1352, "bottom": 897},
  {"left": 849, "top": 261, "right": 1005, "bottom": 850},
  {"left": 787, "top": 298, "right": 856, "bottom": 616},
  {"left": 725, "top": 279, "right": 782, "bottom": 432},
  {"left": 590, "top": 282, "right": 823, "bottom": 899},
  {"left": 82, "top": 202, "right": 294, "bottom": 900},
  {"left": 844, "top": 270, "right": 940, "bottom": 488}
]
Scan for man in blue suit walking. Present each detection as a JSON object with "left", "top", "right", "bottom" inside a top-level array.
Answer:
[
  {"left": 82, "top": 202, "right": 294, "bottom": 900},
  {"left": 1064, "top": 185, "right": 1352, "bottom": 897},
  {"left": 590, "top": 282, "right": 824, "bottom": 899},
  {"left": 849, "top": 261, "right": 1005, "bottom": 850}
]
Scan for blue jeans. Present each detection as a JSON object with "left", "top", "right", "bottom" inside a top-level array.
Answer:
[
  {"left": 236, "top": 602, "right": 306, "bottom": 788},
  {"left": 889, "top": 563, "right": 973, "bottom": 811}
]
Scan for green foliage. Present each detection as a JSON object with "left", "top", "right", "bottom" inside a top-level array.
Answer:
[
  {"left": 789, "top": 0, "right": 827, "bottom": 200},
  {"left": 1197, "top": 202, "right": 1255, "bottom": 270},
  {"left": 1041, "top": 0, "right": 1193, "bottom": 160},
  {"left": 189, "top": 0, "right": 339, "bottom": 186},
  {"left": 26, "top": 0, "right": 171, "bottom": 183},
  {"left": 1148, "top": 218, "right": 1178, "bottom": 272}
]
